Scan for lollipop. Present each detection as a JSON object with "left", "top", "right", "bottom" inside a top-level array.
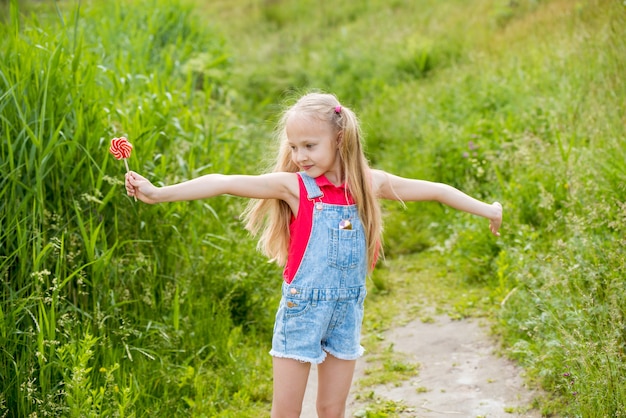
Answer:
[
  {"left": 109, "top": 137, "right": 136, "bottom": 200},
  {"left": 109, "top": 137, "right": 133, "bottom": 172}
]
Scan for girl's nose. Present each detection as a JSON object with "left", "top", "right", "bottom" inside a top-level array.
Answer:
[{"left": 295, "top": 149, "right": 308, "bottom": 162}]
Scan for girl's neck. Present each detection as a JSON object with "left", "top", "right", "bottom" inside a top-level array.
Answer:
[{"left": 321, "top": 167, "right": 345, "bottom": 187}]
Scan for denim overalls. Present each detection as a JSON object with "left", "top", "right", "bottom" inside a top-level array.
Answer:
[{"left": 270, "top": 172, "right": 367, "bottom": 364}]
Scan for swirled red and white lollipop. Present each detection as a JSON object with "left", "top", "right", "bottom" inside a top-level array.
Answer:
[{"left": 109, "top": 137, "right": 133, "bottom": 161}]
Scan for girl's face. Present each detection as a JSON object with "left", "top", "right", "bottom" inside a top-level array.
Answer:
[{"left": 286, "top": 113, "right": 342, "bottom": 185}]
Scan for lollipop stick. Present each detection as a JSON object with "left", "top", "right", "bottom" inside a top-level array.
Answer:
[{"left": 123, "top": 158, "right": 137, "bottom": 201}]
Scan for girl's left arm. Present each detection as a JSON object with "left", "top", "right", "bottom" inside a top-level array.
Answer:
[{"left": 372, "top": 169, "right": 503, "bottom": 236}]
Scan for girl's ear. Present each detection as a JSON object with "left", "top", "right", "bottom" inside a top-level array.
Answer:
[{"left": 336, "top": 131, "right": 343, "bottom": 147}]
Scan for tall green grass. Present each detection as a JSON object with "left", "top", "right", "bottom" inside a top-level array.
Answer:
[
  {"left": 1, "top": 0, "right": 277, "bottom": 416},
  {"left": 2, "top": 0, "right": 625, "bottom": 416}
]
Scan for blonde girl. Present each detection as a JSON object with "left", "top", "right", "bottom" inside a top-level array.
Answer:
[{"left": 125, "top": 92, "right": 502, "bottom": 418}]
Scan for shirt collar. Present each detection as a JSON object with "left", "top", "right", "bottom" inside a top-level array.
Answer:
[{"left": 315, "top": 174, "right": 347, "bottom": 190}]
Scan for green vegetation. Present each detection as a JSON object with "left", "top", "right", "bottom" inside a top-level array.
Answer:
[
  {"left": 1, "top": 1, "right": 274, "bottom": 416},
  {"left": 1, "top": 0, "right": 625, "bottom": 416}
]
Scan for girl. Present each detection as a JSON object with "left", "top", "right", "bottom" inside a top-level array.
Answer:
[{"left": 125, "top": 92, "right": 502, "bottom": 418}]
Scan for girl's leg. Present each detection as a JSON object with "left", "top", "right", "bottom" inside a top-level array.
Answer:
[
  {"left": 315, "top": 354, "right": 356, "bottom": 418},
  {"left": 271, "top": 357, "right": 311, "bottom": 418}
]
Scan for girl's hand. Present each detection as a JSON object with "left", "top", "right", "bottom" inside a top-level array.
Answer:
[
  {"left": 125, "top": 171, "right": 160, "bottom": 204},
  {"left": 489, "top": 202, "right": 503, "bottom": 236}
]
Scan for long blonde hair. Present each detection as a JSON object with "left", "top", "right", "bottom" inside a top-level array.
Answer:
[{"left": 243, "top": 92, "right": 382, "bottom": 272}]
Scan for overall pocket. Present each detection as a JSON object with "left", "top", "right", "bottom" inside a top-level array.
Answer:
[
  {"left": 282, "top": 296, "right": 312, "bottom": 318},
  {"left": 327, "top": 227, "right": 359, "bottom": 269}
]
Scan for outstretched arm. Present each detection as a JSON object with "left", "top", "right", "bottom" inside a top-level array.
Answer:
[
  {"left": 372, "top": 169, "right": 503, "bottom": 236},
  {"left": 125, "top": 171, "right": 299, "bottom": 206}
]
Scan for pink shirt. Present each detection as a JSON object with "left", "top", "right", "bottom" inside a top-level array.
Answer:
[{"left": 283, "top": 174, "right": 354, "bottom": 283}]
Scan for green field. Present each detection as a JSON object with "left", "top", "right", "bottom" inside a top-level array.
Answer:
[{"left": 1, "top": 0, "right": 625, "bottom": 416}]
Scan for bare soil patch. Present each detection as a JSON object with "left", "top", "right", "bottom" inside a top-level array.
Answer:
[{"left": 302, "top": 314, "right": 541, "bottom": 417}]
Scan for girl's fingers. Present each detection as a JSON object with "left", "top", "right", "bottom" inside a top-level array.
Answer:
[
  {"left": 125, "top": 172, "right": 137, "bottom": 196},
  {"left": 490, "top": 201, "right": 503, "bottom": 236}
]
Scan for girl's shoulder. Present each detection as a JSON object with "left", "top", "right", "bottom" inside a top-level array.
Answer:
[
  {"left": 271, "top": 171, "right": 301, "bottom": 202},
  {"left": 369, "top": 169, "right": 389, "bottom": 196},
  {"left": 268, "top": 171, "right": 300, "bottom": 191}
]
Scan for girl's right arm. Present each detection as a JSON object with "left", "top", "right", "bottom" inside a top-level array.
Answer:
[{"left": 125, "top": 171, "right": 299, "bottom": 206}]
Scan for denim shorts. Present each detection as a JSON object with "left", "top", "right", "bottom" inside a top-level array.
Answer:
[{"left": 270, "top": 282, "right": 367, "bottom": 364}]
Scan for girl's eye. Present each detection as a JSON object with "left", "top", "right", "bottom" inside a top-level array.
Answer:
[{"left": 306, "top": 144, "right": 315, "bottom": 149}]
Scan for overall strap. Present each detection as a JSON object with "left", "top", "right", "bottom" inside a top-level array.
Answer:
[{"left": 299, "top": 172, "right": 323, "bottom": 200}]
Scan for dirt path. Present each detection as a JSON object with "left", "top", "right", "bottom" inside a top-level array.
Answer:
[{"left": 301, "top": 314, "right": 542, "bottom": 417}]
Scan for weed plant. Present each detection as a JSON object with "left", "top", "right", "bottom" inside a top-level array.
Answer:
[
  {"left": 1, "top": 0, "right": 625, "bottom": 416},
  {"left": 1, "top": 0, "right": 276, "bottom": 416}
]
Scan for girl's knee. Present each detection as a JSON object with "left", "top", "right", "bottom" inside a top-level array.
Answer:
[{"left": 316, "top": 402, "right": 346, "bottom": 418}]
